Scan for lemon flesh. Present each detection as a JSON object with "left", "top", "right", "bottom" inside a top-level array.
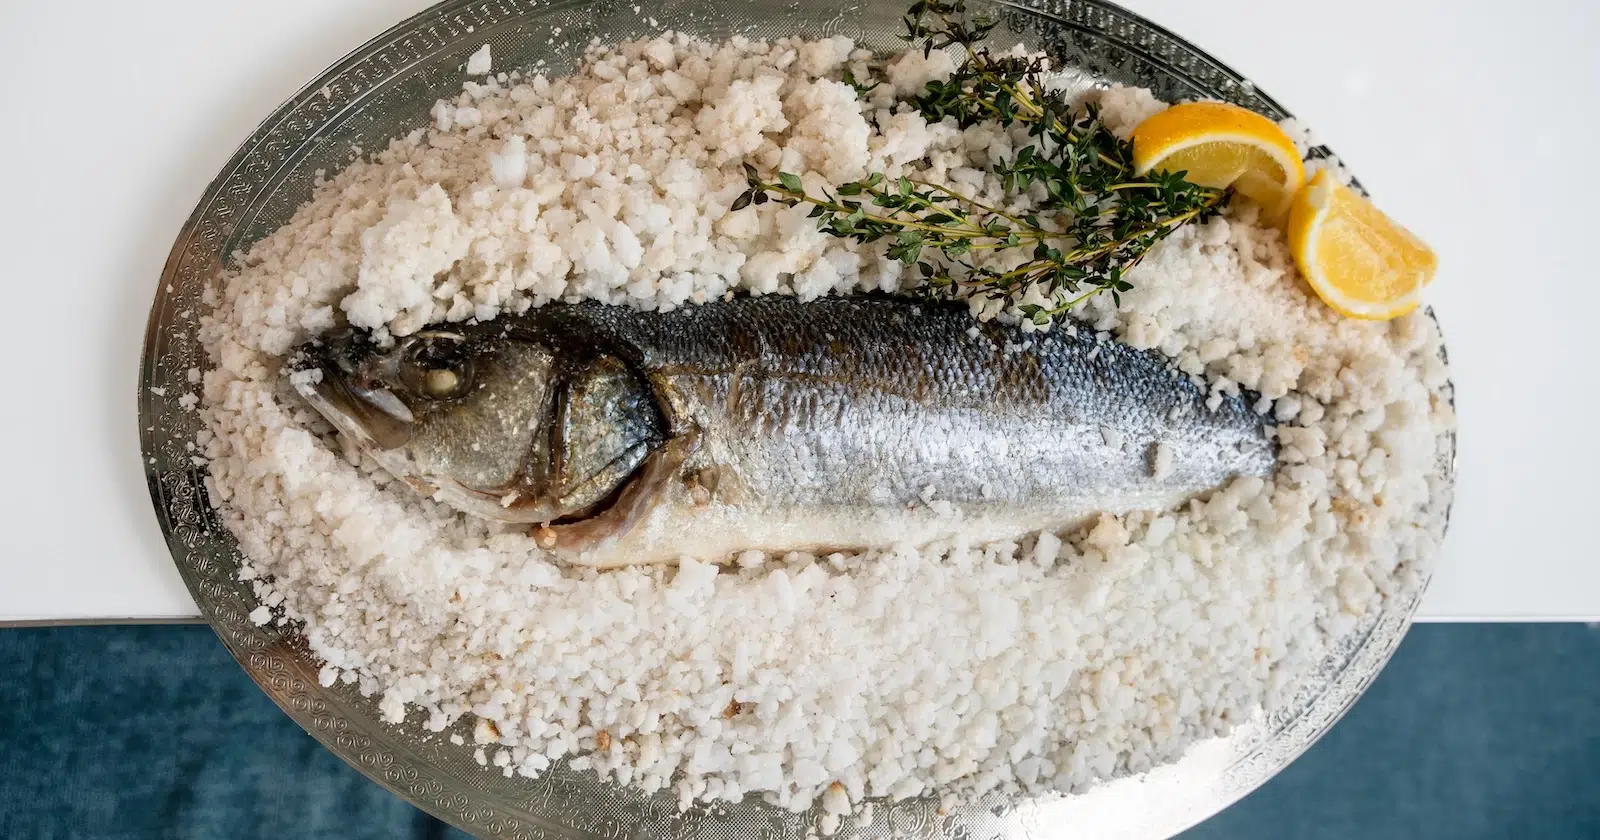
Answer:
[{"left": 1287, "top": 170, "right": 1437, "bottom": 320}]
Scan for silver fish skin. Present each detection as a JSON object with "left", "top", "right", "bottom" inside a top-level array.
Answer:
[{"left": 293, "top": 296, "right": 1275, "bottom": 566}]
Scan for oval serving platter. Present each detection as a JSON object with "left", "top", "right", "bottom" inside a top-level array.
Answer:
[{"left": 139, "top": 0, "right": 1456, "bottom": 837}]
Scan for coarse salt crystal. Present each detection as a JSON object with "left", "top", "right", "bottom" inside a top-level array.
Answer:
[
  {"left": 466, "top": 44, "right": 492, "bottom": 75},
  {"left": 1150, "top": 442, "right": 1174, "bottom": 480}
]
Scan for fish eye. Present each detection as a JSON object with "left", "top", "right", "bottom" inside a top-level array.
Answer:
[{"left": 400, "top": 333, "right": 474, "bottom": 400}]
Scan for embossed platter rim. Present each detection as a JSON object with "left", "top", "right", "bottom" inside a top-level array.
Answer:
[{"left": 138, "top": 0, "right": 1455, "bottom": 837}]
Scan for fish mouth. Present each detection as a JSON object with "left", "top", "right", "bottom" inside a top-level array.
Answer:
[
  {"left": 290, "top": 340, "right": 416, "bottom": 452},
  {"left": 293, "top": 365, "right": 506, "bottom": 515}
]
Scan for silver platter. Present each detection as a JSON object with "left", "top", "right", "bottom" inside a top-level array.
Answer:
[{"left": 138, "top": 0, "right": 1456, "bottom": 837}]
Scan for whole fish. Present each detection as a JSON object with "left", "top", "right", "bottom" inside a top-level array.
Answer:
[{"left": 292, "top": 296, "right": 1274, "bottom": 566}]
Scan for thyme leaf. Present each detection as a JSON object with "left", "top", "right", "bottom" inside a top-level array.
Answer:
[{"left": 734, "top": 0, "right": 1228, "bottom": 323}]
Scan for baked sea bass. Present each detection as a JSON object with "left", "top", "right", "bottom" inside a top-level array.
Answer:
[{"left": 292, "top": 295, "right": 1274, "bottom": 566}]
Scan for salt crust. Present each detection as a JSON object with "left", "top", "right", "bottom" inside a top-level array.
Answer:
[{"left": 195, "top": 32, "right": 1453, "bottom": 816}]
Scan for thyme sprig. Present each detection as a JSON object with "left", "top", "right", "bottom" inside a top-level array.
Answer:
[{"left": 732, "top": 0, "right": 1228, "bottom": 322}]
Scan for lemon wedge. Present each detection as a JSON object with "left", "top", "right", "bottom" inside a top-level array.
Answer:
[
  {"left": 1287, "top": 169, "right": 1437, "bottom": 320},
  {"left": 1131, "top": 101, "right": 1305, "bottom": 221}
]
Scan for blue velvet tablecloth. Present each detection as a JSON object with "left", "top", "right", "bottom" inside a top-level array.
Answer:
[{"left": 1, "top": 624, "right": 1596, "bottom": 839}]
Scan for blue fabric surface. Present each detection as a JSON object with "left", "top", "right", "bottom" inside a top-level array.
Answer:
[
  {"left": 0, "top": 624, "right": 1596, "bottom": 839},
  {"left": 1178, "top": 623, "right": 1600, "bottom": 839},
  {"left": 0, "top": 625, "right": 465, "bottom": 840}
]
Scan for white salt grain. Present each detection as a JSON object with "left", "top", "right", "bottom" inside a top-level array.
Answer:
[
  {"left": 466, "top": 44, "right": 492, "bottom": 75},
  {"left": 1150, "top": 442, "right": 1174, "bottom": 480}
]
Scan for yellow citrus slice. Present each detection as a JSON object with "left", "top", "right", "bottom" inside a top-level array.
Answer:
[
  {"left": 1131, "top": 101, "right": 1306, "bottom": 221},
  {"left": 1287, "top": 169, "right": 1437, "bottom": 320}
]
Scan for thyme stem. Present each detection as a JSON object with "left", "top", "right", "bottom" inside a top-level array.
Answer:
[{"left": 729, "top": 0, "right": 1230, "bottom": 324}]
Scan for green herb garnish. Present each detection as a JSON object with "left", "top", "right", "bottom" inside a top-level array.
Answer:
[{"left": 732, "top": 0, "right": 1228, "bottom": 323}]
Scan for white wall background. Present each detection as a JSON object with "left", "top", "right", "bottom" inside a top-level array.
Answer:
[{"left": 0, "top": 0, "right": 1594, "bottom": 620}]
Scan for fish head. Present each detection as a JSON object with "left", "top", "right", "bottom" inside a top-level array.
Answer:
[{"left": 290, "top": 322, "right": 665, "bottom": 525}]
